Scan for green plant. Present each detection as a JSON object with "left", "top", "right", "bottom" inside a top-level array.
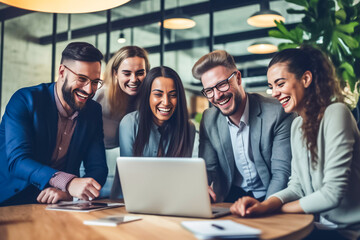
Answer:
[{"left": 268, "top": 0, "right": 360, "bottom": 108}]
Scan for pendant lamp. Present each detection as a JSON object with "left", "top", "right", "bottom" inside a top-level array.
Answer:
[
  {"left": 162, "top": 0, "right": 196, "bottom": 30},
  {"left": 247, "top": 0, "right": 285, "bottom": 28},
  {"left": 117, "top": 31, "right": 126, "bottom": 44},
  {"left": 247, "top": 41, "right": 277, "bottom": 54},
  {"left": 0, "top": 0, "right": 131, "bottom": 13}
]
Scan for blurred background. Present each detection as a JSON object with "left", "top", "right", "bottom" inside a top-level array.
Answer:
[{"left": 0, "top": 0, "right": 317, "bottom": 117}]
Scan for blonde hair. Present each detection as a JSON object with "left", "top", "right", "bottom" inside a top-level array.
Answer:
[
  {"left": 104, "top": 46, "right": 150, "bottom": 117},
  {"left": 192, "top": 50, "right": 237, "bottom": 80}
]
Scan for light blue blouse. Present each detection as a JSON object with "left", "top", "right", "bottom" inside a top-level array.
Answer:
[{"left": 110, "top": 111, "right": 196, "bottom": 199}]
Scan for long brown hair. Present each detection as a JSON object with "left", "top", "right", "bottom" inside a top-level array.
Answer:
[
  {"left": 133, "top": 66, "right": 192, "bottom": 157},
  {"left": 104, "top": 46, "right": 150, "bottom": 117},
  {"left": 268, "top": 45, "right": 344, "bottom": 167}
]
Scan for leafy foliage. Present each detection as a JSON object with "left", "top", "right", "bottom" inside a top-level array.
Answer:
[{"left": 268, "top": 0, "right": 360, "bottom": 104}]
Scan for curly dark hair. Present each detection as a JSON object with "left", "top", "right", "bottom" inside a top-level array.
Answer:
[{"left": 268, "top": 45, "right": 344, "bottom": 167}]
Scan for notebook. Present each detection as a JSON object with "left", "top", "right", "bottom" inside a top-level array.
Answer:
[
  {"left": 181, "top": 220, "right": 261, "bottom": 239},
  {"left": 116, "top": 157, "right": 230, "bottom": 218}
]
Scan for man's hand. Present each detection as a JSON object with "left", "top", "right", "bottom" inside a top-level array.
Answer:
[
  {"left": 67, "top": 178, "right": 101, "bottom": 200},
  {"left": 208, "top": 185, "right": 216, "bottom": 203},
  {"left": 37, "top": 187, "right": 72, "bottom": 204}
]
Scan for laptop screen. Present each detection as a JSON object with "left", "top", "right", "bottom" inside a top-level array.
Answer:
[{"left": 116, "top": 157, "right": 215, "bottom": 218}]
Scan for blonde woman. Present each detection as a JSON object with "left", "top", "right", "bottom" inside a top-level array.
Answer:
[
  {"left": 93, "top": 46, "right": 150, "bottom": 198},
  {"left": 93, "top": 46, "right": 150, "bottom": 148}
]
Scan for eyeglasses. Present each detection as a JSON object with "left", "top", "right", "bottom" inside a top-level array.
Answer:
[
  {"left": 201, "top": 71, "right": 237, "bottom": 98},
  {"left": 63, "top": 65, "right": 104, "bottom": 90}
]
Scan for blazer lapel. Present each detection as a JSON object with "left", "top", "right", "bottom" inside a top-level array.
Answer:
[
  {"left": 217, "top": 114, "right": 235, "bottom": 183},
  {"left": 46, "top": 83, "right": 59, "bottom": 163},
  {"left": 249, "top": 96, "right": 262, "bottom": 161},
  {"left": 248, "top": 95, "right": 269, "bottom": 183}
]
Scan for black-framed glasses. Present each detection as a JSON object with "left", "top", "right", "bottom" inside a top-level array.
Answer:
[
  {"left": 201, "top": 71, "right": 237, "bottom": 98},
  {"left": 63, "top": 65, "right": 104, "bottom": 90}
]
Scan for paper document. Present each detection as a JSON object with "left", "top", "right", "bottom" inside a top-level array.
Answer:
[
  {"left": 181, "top": 220, "right": 261, "bottom": 239},
  {"left": 84, "top": 215, "right": 142, "bottom": 227}
]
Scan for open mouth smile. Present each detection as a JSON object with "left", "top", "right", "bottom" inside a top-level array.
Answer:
[
  {"left": 279, "top": 96, "right": 290, "bottom": 106},
  {"left": 75, "top": 91, "right": 89, "bottom": 101},
  {"left": 127, "top": 82, "right": 140, "bottom": 89},
  {"left": 157, "top": 107, "right": 172, "bottom": 115},
  {"left": 217, "top": 96, "right": 231, "bottom": 106}
]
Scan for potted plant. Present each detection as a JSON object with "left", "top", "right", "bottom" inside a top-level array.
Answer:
[{"left": 268, "top": 0, "right": 360, "bottom": 114}]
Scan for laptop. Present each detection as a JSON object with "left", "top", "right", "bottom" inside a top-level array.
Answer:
[{"left": 116, "top": 157, "right": 230, "bottom": 218}]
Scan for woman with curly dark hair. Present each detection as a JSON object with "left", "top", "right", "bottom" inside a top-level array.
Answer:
[{"left": 230, "top": 46, "right": 360, "bottom": 240}]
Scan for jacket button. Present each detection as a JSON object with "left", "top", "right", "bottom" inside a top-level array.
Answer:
[{"left": 14, "top": 188, "right": 19, "bottom": 192}]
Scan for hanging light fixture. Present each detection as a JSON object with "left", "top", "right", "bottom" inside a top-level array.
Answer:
[
  {"left": 161, "top": 0, "right": 196, "bottom": 30},
  {"left": 67, "top": 14, "right": 72, "bottom": 40},
  {"left": 117, "top": 31, "right": 126, "bottom": 44},
  {"left": 0, "top": 0, "right": 131, "bottom": 13},
  {"left": 247, "top": 41, "right": 278, "bottom": 54},
  {"left": 247, "top": 0, "right": 285, "bottom": 28}
]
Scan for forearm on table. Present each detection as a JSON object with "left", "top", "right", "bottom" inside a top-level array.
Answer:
[
  {"left": 260, "top": 196, "right": 284, "bottom": 213},
  {"left": 281, "top": 200, "right": 304, "bottom": 213}
]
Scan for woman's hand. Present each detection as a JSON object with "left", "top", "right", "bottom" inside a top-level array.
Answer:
[
  {"left": 230, "top": 196, "right": 265, "bottom": 217},
  {"left": 230, "top": 196, "right": 283, "bottom": 217}
]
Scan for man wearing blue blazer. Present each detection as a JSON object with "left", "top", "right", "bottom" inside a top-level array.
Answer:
[
  {"left": 0, "top": 42, "right": 108, "bottom": 206},
  {"left": 192, "top": 50, "right": 294, "bottom": 203}
]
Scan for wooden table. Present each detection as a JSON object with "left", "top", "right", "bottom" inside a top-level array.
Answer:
[{"left": 0, "top": 203, "right": 313, "bottom": 240}]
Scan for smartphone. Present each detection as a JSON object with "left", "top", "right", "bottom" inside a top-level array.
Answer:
[{"left": 83, "top": 215, "right": 142, "bottom": 227}]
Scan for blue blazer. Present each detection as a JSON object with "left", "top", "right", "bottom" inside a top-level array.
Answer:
[
  {"left": 0, "top": 83, "right": 108, "bottom": 203},
  {"left": 199, "top": 93, "right": 294, "bottom": 202}
]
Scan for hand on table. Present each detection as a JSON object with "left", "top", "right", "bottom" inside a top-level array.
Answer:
[
  {"left": 37, "top": 187, "right": 72, "bottom": 204},
  {"left": 67, "top": 177, "right": 101, "bottom": 201},
  {"left": 230, "top": 196, "right": 267, "bottom": 217}
]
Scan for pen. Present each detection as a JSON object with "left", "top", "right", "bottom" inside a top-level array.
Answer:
[{"left": 211, "top": 223, "right": 225, "bottom": 230}]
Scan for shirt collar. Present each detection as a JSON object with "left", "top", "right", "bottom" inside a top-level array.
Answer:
[
  {"left": 227, "top": 95, "right": 249, "bottom": 127},
  {"left": 54, "top": 83, "right": 79, "bottom": 120}
]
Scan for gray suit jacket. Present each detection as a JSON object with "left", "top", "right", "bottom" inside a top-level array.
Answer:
[{"left": 199, "top": 93, "right": 294, "bottom": 202}]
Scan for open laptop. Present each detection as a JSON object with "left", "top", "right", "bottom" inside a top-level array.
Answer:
[{"left": 116, "top": 157, "right": 230, "bottom": 218}]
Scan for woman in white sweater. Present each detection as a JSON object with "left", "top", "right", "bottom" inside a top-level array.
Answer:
[{"left": 230, "top": 46, "right": 360, "bottom": 240}]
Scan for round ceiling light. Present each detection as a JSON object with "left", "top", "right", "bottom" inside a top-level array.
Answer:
[
  {"left": 247, "top": 10, "right": 285, "bottom": 28},
  {"left": 247, "top": 42, "right": 278, "bottom": 54},
  {"left": 163, "top": 17, "right": 196, "bottom": 29},
  {"left": 0, "top": 0, "right": 131, "bottom": 13}
]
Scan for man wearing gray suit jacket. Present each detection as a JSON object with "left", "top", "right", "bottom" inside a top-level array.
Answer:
[{"left": 192, "top": 50, "right": 294, "bottom": 203}]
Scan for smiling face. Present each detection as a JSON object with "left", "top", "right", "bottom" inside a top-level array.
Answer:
[
  {"left": 58, "top": 60, "right": 101, "bottom": 113},
  {"left": 201, "top": 65, "right": 245, "bottom": 124},
  {"left": 149, "top": 77, "right": 178, "bottom": 126},
  {"left": 267, "top": 62, "right": 312, "bottom": 116},
  {"left": 116, "top": 56, "right": 146, "bottom": 96}
]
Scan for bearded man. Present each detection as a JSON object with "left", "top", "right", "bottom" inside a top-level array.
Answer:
[{"left": 0, "top": 42, "right": 108, "bottom": 206}]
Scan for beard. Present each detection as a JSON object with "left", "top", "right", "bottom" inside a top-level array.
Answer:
[
  {"left": 62, "top": 77, "right": 93, "bottom": 112},
  {"left": 215, "top": 91, "right": 242, "bottom": 117}
]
